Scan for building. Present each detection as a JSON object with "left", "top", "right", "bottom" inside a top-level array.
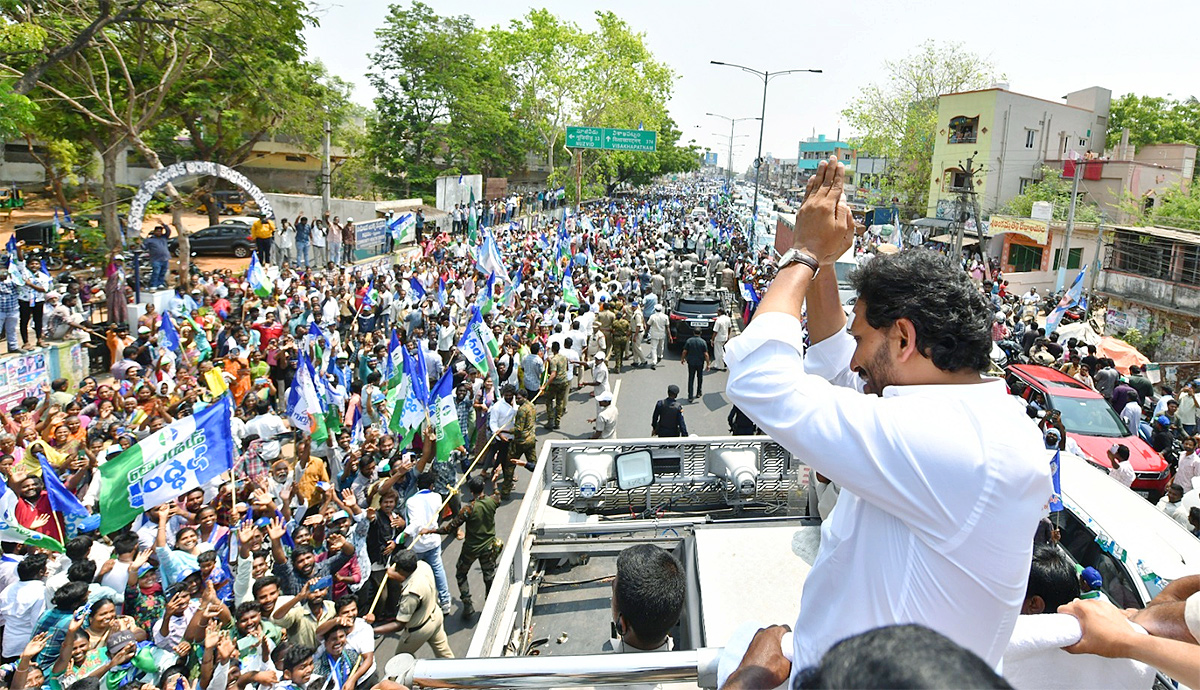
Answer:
[
  {"left": 1, "top": 134, "right": 350, "bottom": 196},
  {"left": 1044, "top": 143, "right": 1196, "bottom": 224},
  {"left": 1096, "top": 224, "right": 1200, "bottom": 362},
  {"left": 798, "top": 135, "right": 855, "bottom": 178},
  {"left": 926, "top": 84, "right": 1111, "bottom": 218}
]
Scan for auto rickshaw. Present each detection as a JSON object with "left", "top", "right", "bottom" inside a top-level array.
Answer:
[
  {"left": 0, "top": 186, "right": 24, "bottom": 220},
  {"left": 197, "top": 189, "right": 247, "bottom": 215}
]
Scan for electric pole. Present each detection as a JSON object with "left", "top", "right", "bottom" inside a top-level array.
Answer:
[
  {"left": 952, "top": 153, "right": 989, "bottom": 266},
  {"left": 1055, "top": 159, "right": 1084, "bottom": 292},
  {"left": 321, "top": 119, "right": 331, "bottom": 219}
]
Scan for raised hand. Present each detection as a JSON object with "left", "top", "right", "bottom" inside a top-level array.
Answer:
[
  {"left": 266, "top": 516, "right": 286, "bottom": 542},
  {"left": 795, "top": 156, "right": 855, "bottom": 266},
  {"left": 131, "top": 548, "right": 154, "bottom": 569},
  {"left": 20, "top": 631, "right": 48, "bottom": 660}
]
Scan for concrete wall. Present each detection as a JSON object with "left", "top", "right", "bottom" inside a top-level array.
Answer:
[
  {"left": 1097, "top": 269, "right": 1200, "bottom": 319},
  {"left": 1103, "top": 296, "right": 1200, "bottom": 363},
  {"left": 435, "top": 175, "right": 483, "bottom": 213},
  {"left": 265, "top": 193, "right": 381, "bottom": 223}
]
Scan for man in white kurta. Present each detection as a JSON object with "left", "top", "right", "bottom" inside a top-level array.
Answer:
[{"left": 725, "top": 156, "right": 1051, "bottom": 680}]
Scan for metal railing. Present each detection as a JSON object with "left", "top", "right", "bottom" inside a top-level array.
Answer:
[{"left": 1104, "top": 236, "right": 1200, "bottom": 287}]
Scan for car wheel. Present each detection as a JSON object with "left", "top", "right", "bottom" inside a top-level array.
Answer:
[{"left": 232, "top": 245, "right": 250, "bottom": 258}]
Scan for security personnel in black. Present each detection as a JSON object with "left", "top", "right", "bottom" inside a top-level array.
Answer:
[
  {"left": 727, "top": 405, "right": 760, "bottom": 436},
  {"left": 651, "top": 384, "right": 688, "bottom": 437}
]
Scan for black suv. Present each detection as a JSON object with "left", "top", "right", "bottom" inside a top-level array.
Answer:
[
  {"left": 168, "top": 223, "right": 254, "bottom": 258},
  {"left": 668, "top": 295, "right": 721, "bottom": 346}
]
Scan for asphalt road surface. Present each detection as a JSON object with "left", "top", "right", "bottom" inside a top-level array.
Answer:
[{"left": 374, "top": 342, "right": 736, "bottom": 664}]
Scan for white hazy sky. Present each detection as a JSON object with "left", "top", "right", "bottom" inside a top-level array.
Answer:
[{"left": 303, "top": 0, "right": 1199, "bottom": 171}]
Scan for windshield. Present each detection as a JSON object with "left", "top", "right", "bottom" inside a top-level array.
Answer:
[
  {"left": 677, "top": 300, "right": 719, "bottom": 315},
  {"left": 834, "top": 261, "right": 856, "bottom": 285},
  {"left": 1051, "top": 395, "right": 1130, "bottom": 438}
]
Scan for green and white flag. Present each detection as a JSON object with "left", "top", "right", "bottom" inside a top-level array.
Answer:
[
  {"left": 99, "top": 395, "right": 235, "bottom": 534},
  {"left": 428, "top": 369, "right": 464, "bottom": 462},
  {"left": 467, "top": 187, "right": 478, "bottom": 245},
  {"left": 562, "top": 264, "right": 580, "bottom": 308},
  {"left": 0, "top": 513, "right": 64, "bottom": 553},
  {"left": 246, "top": 252, "right": 273, "bottom": 298}
]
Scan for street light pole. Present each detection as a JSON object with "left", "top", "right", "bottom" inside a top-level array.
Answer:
[
  {"left": 710, "top": 61, "right": 821, "bottom": 249},
  {"left": 706, "top": 113, "right": 760, "bottom": 190}
]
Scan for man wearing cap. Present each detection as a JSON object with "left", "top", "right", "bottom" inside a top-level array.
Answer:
[
  {"left": 584, "top": 350, "right": 611, "bottom": 402},
  {"left": 1076, "top": 566, "right": 1111, "bottom": 604},
  {"left": 646, "top": 304, "right": 668, "bottom": 369},
  {"left": 251, "top": 215, "right": 275, "bottom": 263},
  {"left": 590, "top": 392, "right": 618, "bottom": 439}
]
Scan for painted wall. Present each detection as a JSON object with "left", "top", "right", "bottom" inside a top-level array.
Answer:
[{"left": 927, "top": 90, "right": 997, "bottom": 217}]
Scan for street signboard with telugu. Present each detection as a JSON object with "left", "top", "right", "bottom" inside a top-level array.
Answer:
[{"left": 566, "top": 126, "right": 657, "bottom": 152}]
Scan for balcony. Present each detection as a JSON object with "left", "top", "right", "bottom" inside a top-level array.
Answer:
[
  {"left": 947, "top": 133, "right": 978, "bottom": 145},
  {"left": 1098, "top": 229, "right": 1200, "bottom": 316}
]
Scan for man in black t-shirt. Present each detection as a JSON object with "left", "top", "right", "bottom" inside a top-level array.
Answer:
[
  {"left": 681, "top": 326, "right": 710, "bottom": 401},
  {"left": 652, "top": 385, "right": 688, "bottom": 437}
]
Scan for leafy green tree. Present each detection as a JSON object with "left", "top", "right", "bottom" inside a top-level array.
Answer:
[
  {"left": 842, "top": 40, "right": 997, "bottom": 217},
  {"left": 998, "top": 166, "right": 1102, "bottom": 223},
  {"left": 1107, "top": 93, "right": 1199, "bottom": 182}
]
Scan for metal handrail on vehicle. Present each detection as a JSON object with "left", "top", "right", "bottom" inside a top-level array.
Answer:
[{"left": 386, "top": 647, "right": 722, "bottom": 689}]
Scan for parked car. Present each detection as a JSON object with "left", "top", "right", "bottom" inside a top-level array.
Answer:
[
  {"left": 667, "top": 294, "right": 721, "bottom": 347},
  {"left": 168, "top": 223, "right": 253, "bottom": 258},
  {"left": 1004, "top": 364, "right": 1170, "bottom": 496}
]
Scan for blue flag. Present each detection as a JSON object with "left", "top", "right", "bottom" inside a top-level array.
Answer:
[
  {"left": 38, "top": 455, "right": 90, "bottom": 517},
  {"left": 1049, "top": 451, "right": 1063, "bottom": 513},
  {"left": 437, "top": 277, "right": 447, "bottom": 309},
  {"left": 408, "top": 277, "right": 426, "bottom": 300},
  {"left": 1046, "top": 264, "right": 1089, "bottom": 335},
  {"left": 5, "top": 235, "right": 17, "bottom": 256},
  {"left": 160, "top": 313, "right": 182, "bottom": 354}
]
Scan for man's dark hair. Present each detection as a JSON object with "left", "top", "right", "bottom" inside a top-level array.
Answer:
[
  {"left": 112, "top": 532, "right": 140, "bottom": 556},
  {"left": 468, "top": 475, "right": 485, "bottom": 496},
  {"left": 614, "top": 544, "right": 685, "bottom": 645},
  {"left": 1026, "top": 544, "right": 1080, "bottom": 612},
  {"left": 335, "top": 594, "right": 358, "bottom": 612},
  {"left": 17, "top": 552, "right": 48, "bottom": 580},
  {"left": 1113, "top": 444, "right": 1131, "bottom": 462},
  {"left": 197, "top": 550, "right": 217, "bottom": 564},
  {"left": 66, "top": 679, "right": 102, "bottom": 690},
  {"left": 795, "top": 624, "right": 1011, "bottom": 689},
  {"left": 252, "top": 575, "right": 280, "bottom": 597},
  {"left": 1129, "top": 365, "right": 1141, "bottom": 374},
  {"left": 667, "top": 384, "right": 679, "bottom": 398},
  {"left": 290, "top": 543, "right": 314, "bottom": 565},
  {"left": 393, "top": 549, "right": 418, "bottom": 575},
  {"left": 67, "top": 559, "right": 97, "bottom": 583},
  {"left": 65, "top": 535, "right": 93, "bottom": 562},
  {"left": 51, "top": 378, "right": 68, "bottom": 392},
  {"left": 417, "top": 471, "right": 436, "bottom": 490},
  {"left": 235, "top": 600, "right": 262, "bottom": 620},
  {"left": 53, "top": 581, "right": 90, "bottom": 610},
  {"left": 849, "top": 250, "right": 992, "bottom": 372},
  {"left": 280, "top": 644, "right": 315, "bottom": 671}
]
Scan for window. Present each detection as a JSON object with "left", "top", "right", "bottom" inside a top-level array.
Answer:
[
  {"left": 1018, "top": 178, "right": 1036, "bottom": 194},
  {"left": 1025, "top": 130, "right": 1036, "bottom": 149},
  {"left": 1053, "top": 247, "right": 1083, "bottom": 270},
  {"left": 1008, "top": 244, "right": 1043, "bottom": 273},
  {"left": 1057, "top": 510, "right": 1143, "bottom": 609},
  {"left": 943, "top": 169, "right": 969, "bottom": 192},
  {"left": 948, "top": 116, "right": 979, "bottom": 144},
  {"left": 1143, "top": 197, "right": 1155, "bottom": 212},
  {"left": 1079, "top": 138, "right": 1088, "bottom": 147}
]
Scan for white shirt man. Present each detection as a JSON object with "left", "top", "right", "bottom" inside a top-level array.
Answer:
[
  {"left": 245, "top": 411, "right": 290, "bottom": 461},
  {"left": 1178, "top": 448, "right": 1200, "bottom": 492},
  {"left": 711, "top": 311, "right": 732, "bottom": 370},
  {"left": 488, "top": 395, "right": 516, "bottom": 441},
  {"left": 726, "top": 311, "right": 1050, "bottom": 672},
  {"left": 1106, "top": 445, "right": 1136, "bottom": 488},
  {"left": 0, "top": 568, "right": 45, "bottom": 658},
  {"left": 1120, "top": 400, "right": 1142, "bottom": 437},
  {"left": 645, "top": 308, "right": 669, "bottom": 367}
]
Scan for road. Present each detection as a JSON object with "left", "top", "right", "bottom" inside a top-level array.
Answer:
[{"left": 374, "top": 343, "right": 736, "bottom": 663}]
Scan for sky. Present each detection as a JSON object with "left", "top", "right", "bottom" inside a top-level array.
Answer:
[{"left": 303, "top": 0, "right": 1200, "bottom": 173}]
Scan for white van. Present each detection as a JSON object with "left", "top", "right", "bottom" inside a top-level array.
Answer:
[{"left": 1057, "top": 451, "right": 1200, "bottom": 608}]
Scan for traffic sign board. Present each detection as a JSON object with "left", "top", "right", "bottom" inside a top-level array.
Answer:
[
  {"left": 566, "top": 126, "right": 657, "bottom": 152},
  {"left": 565, "top": 126, "right": 603, "bottom": 150}
]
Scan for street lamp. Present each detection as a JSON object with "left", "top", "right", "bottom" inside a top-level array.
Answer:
[
  {"left": 710, "top": 61, "right": 821, "bottom": 248},
  {"left": 706, "top": 112, "right": 760, "bottom": 190}
]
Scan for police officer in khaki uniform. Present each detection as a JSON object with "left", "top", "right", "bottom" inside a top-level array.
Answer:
[
  {"left": 385, "top": 550, "right": 454, "bottom": 658},
  {"left": 545, "top": 341, "right": 570, "bottom": 429}
]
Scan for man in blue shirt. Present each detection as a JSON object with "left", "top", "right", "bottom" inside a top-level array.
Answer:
[{"left": 144, "top": 224, "right": 172, "bottom": 289}]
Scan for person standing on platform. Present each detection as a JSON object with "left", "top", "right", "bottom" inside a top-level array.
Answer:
[{"left": 251, "top": 215, "right": 275, "bottom": 263}]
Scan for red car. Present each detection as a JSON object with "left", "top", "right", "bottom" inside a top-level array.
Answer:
[{"left": 1004, "top": 364, "right": 1170, "bottom": 496}]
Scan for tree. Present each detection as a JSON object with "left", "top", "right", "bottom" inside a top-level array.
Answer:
[
  {"left": 488, "top": 9, "right": 587, "bottom": 172},
  {"left": 842, "top": 40, "right": 998, "bottom": 216},
  {"left": 368, "top": 2, "right": 503, "bottom": 198},
  {"left": 998, "top": 165, "right": 1102, "bottom": 223},
  {"left": 1107, "top": 93, "right": 1200, "bottom": 181}
]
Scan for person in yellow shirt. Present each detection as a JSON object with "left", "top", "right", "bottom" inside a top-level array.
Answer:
[{"left": 251, "top": 216, "right": 275, "bottom": 262}]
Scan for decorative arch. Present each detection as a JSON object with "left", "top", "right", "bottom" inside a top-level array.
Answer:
[{"left": 127, "top": 161, "right": 274, "bottom": 236}]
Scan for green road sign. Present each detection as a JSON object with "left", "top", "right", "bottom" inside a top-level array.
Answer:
[
  {"left": 566, "top": 126, "right": 604, "bottom": 149},
  {"left": 566, "top": 126, "right": 657, "bottom": 152}
]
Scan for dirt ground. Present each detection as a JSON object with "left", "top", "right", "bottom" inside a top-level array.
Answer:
[{"left": 0, "top": 206, "right": 251, "bottom": 273}]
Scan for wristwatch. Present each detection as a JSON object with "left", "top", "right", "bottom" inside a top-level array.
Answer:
[{"left": 777, "top": 248, "right": 820, "bottom": 274}]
